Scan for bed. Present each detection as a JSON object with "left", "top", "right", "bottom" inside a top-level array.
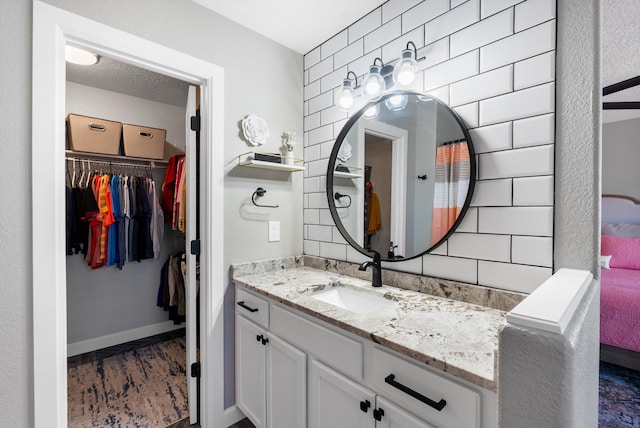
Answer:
[{"left": 600, "top": 195, "right": 640, "bottom": 369}]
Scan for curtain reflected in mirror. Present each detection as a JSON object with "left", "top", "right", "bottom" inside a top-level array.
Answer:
[{"left": 431, "top": 140, "right": 470, "bottom": 245}]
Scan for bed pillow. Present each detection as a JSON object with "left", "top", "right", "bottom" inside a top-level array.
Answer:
[
  {"left": 601, "top": 222, "right": 640, "bottom": 238},
  {"left": 599, "top": 255, "right": 612, "bottom": 269},
  {"left": 601, "top": 234, "right": 640, "bottom": 270}
]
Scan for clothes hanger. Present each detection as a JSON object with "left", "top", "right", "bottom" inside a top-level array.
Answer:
[
  {"left": 71, "top": 158, "right": 77, "bottom": 188},
  {"left": 65, "top": 159, "right": 72, "bottom": 187}
]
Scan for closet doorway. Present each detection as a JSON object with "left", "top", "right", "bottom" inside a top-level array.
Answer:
[
  {"left": 65, "top": 53, "right": 200, "bottom": 427},
  {"left": 32, "top": 3, "right": 225, "bottom": 427}
]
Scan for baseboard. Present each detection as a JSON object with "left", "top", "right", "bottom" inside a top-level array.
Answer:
[
  {"left": 67, "top": 321, "right": 184, "bottom": 357},
  {"left": 224, "top": 405, "right": 246, "bottom": 427},
  {"left": 600, "top": 343, "right": 640, "bottom": 372}
]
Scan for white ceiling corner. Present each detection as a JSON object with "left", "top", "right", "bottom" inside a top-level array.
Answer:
[{"left": 190, "top": 0, "right": 386, "bottom": 54}]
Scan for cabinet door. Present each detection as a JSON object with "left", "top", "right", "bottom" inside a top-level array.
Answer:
[
  {"left": 236, "top": 315, "right": 267, "bottom": 428},
  {"left": 309, "top": 359, "right": 375, "bottom": 428},
  {"left": 375, "top": 396, "right": 435, "bottom": 428},
  {"left": 266, "top": 332, "right": 306, "bottom": 428}
]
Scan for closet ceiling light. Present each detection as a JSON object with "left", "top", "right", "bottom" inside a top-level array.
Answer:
[
  {"left": 65, "top": 45, "right": 100, "bottom": 66},
  {"left": 334, "top": 41, "right": 425, "bottom": 111}
]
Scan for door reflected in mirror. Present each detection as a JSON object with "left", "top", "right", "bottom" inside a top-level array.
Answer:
[{"left": 327, "top": 91, "right": 476, "bottom": 261}]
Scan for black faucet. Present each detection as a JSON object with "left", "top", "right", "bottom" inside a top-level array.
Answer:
[{"left": 359, "top": 250, "right": 382, "bottom": 287}]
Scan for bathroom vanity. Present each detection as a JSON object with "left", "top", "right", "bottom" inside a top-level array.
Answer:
[
  {"left": 230, "top": 84, "right": 598, "bottom": 428},
  {"left": 232, "top": 257, "right": 521, "bottom": 428}
]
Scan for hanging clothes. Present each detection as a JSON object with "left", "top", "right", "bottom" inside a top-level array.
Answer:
[
  {"left": 157, "top": 252, "right": 186, "bottom": 325},
  {"left": 162, "top": 154, "right": 185, "bottom": 224},
  {"left": 149, "top": 180, "right": 164, "bottom": 259},
  {"left": 156, "top": 252, "right": 199, "bottom": 325},
  {"left": 65, "top": 159, "right": 166, "bottom": 270},
  {"left": 368, "top": 191, "right": 381, "bottom": 236},
  {"left": 172, "top": 156, "right": 185, "bottom": 230}
]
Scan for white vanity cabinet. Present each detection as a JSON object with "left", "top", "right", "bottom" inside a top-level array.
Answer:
[
  {"left": 235, "top": 286, "right": 493, "bottom": 428},
  {"left": 308, "top": 359, "right": 375, "bottom": 428},
  {"left": 235, "top": 288, "right": 306, "bottom": 428},
  {"left": 309, "top": 359, "right": 434, "bottom": 428}
]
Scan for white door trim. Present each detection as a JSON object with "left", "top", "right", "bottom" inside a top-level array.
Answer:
[
  {"left": 360, "top": 120, "right": 409, "bottom": 258},
  {"left": 32, "top": 2, "right": 225, "bottom": 427}
]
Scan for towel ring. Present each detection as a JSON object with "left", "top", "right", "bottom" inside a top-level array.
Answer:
[
  {"left": 334, "top": 192, "right": 352, "bottom": 208},
  {"left": 252, "top": 187, "right": 279, "bottom": 208}
]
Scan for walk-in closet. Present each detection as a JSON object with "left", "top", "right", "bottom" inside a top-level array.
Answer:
[{"left": 64, "top": 49, "right": 200, "bottom": 427}]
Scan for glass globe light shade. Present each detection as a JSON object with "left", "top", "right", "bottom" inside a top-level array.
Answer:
[
  {"left": 392, "top": 49, "right": 418, "bottom": 87},
  {"left": 384, "top": 94, "right": 408, "bottom": 111},
  {"left": 362, "top": 65, "right": 385, "bottom": 98},
  {"left": 337, "top": 79, "right": 355, "bottom": 111}
]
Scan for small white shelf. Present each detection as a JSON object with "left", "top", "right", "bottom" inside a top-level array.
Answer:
[
  {"left": 334, "top": 171, "right": 363, "bottom": 179},
  {"left": 238, "top": 152, "right": 305, "bottom": 172},
  {"left": 333, "top": 164, "right": 363, "bottom": 178}
]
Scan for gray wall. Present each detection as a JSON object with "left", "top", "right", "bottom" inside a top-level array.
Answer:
[
  {"left": 66, "top": 83, "right": 185, "bottom": 345},
  {"left": 0, "top": 0, "right": 302, "bottom": 423},
  {"left": 44, "top": 0, "right": 304, "bottom": 410},
  {"left": 554, "top": 0, "right": 601, "bottom": 277},
  {"left": 0, "top": 0, "right": 599, "bottom": 426},
  {"left": 498, "top": 0, "right": 602, "bottom": 425},
  {"left": 602, "top": 118, "right": 640, "bottom": 200},
  {"left": 498, "top": 279, "right": 600, "bottom": 427}
]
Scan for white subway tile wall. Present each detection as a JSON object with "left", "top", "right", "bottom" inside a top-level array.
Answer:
[{"left": 302, "top": 0, "right": 555, "bottom": 292}]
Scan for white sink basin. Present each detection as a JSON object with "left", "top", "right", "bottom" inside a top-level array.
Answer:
[{"left": 311, "top": 287, "right": 394, "bottom": 314}]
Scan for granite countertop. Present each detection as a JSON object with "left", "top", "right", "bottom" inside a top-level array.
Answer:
[{"left": 232, "top": 262, "right": 507, "bottom": 391}]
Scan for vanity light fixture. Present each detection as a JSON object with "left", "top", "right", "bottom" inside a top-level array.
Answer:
[
  {"left": 337, "top": 71, "right": 359, "bottom": 111},
  {"left": 65, "top": 45, "right": 100, "bottom": 65},
  {"left": 335, "top": 41, "right": 426, "bottom": 111},
  {"left": 361, "top": 57, "right": 386, "bottom": 99},
  {"left": 392, "top": 42, "right": 424, "bottom": 87}
]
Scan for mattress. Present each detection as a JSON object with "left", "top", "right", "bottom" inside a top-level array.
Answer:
[{"left": 600, "top": 268, "right": 640, "bottom": 352}]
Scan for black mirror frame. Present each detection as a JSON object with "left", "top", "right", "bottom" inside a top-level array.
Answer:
[{"left": 326, "top": 90, "right": 477, "bottom": 262}]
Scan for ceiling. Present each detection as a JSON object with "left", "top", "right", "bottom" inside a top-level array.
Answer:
[
  {"left": 190, "top": 0, "right": 386, "bottom": 54},
  {"left": 65, "top": 1, "right": 640, "bottom": 122},
  {"left": 67, "top": 57, "right": 190, "bottom": 107}
]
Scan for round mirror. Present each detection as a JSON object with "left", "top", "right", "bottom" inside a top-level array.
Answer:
[{"left": 326, "top": 90, "right": 476, "bottom": 261}]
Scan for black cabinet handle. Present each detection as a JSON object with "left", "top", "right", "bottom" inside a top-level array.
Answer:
[
  {"left": 384, "top": 374, "right": 447, "bottom": 411},
  {"left": 237, "top": 301, "right": 258, "bottom": 312},
  {"left": 373, "top": 407, "right": 385, "bottom": 421},
  {"left": 359, "top": 400, "right": 371, "bottom": 413}
]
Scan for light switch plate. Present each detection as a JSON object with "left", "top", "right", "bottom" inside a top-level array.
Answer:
[{"left": 268, "top": 221, "right": 280, "bottom": 242}]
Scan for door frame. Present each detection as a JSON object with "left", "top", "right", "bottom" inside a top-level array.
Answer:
[
  {"left": 358, "top": 120, "right": 408, "bottom": 258},
  {"left": 32, "top": 2, "right": 225, "bottom": 427}
]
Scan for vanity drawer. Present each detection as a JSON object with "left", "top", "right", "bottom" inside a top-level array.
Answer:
[
  {"left": 236, "top": 287, "right": 269, "bottom": 328},
  {"left": 369, "top": 347, "right": 480, "bottom": 428},
  {"left": 270, "top": 304, "right": 363, "bottom": 380}
]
